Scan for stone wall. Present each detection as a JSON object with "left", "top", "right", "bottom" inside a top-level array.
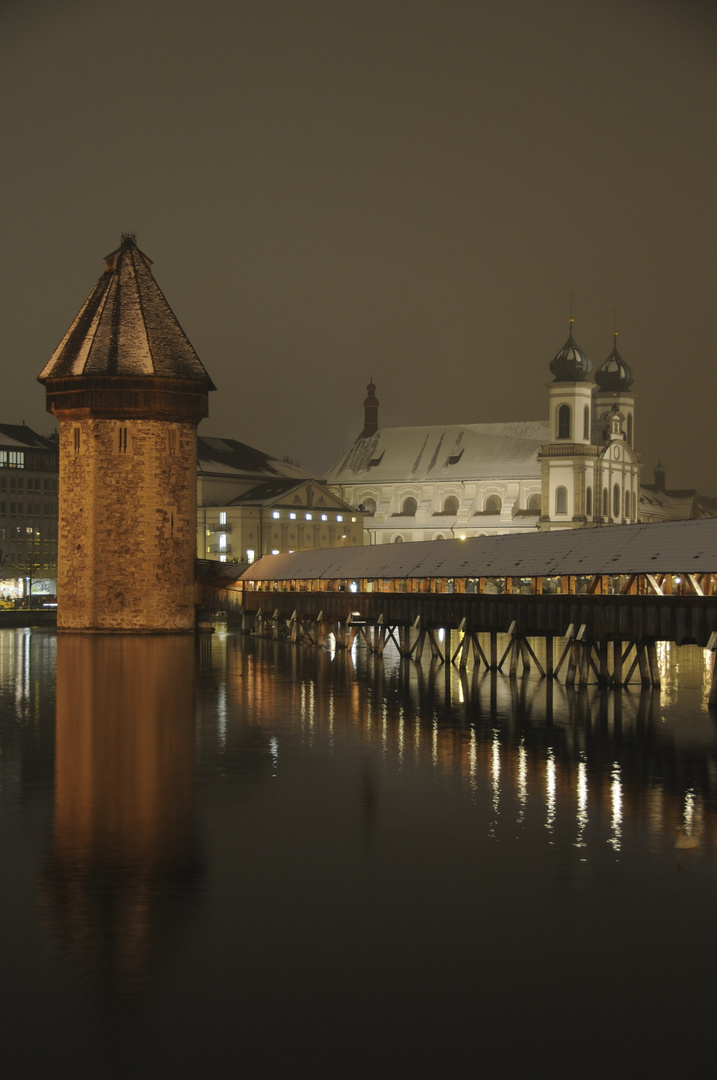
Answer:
[{"left": 58, "top": 418, "right": 197, "bottom": 631}]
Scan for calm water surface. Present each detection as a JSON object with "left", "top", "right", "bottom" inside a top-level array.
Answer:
[{"left": 1, "top": 625, "right": 717, "bottom": 1076}]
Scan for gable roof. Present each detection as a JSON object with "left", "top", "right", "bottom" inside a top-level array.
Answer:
[
  {"left": 0, "top": 423, "right": 56, "bottom": 451},
  {"left": 325, "top": 421, "right": 549, "bottom": 484},
  {"left": 241, "top": 517, "right": 717, "bottom": 581},
  {"left": 38, "top": 235, "right": 215, "bottom": 387}
]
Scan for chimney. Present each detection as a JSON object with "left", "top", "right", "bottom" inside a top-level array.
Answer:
[{"left": 363, "top": 379, "right": 379, "bottom": 437}]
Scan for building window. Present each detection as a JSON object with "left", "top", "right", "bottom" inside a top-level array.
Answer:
[
  {"left": 527, "top": 493, "right": 541, "bottom": 512},
  {"left": 557, "top": 404, "right": 571, "bottom": 440},
  {"left": 442, "top": 495, "right": 459, "bottom": 515},
  {"left": 246, "top": 549, "right": 255, "bottom": 563},
  {"left": 73, "top": 427, "right": 81, "bottom": 455},
  {"left": 555, "top": 486, "right": 567, "bottom": 515},
  {"left": 305, "top": 513, "right": 313, "bottom": 520},
  {"left": 117, "top": 425, "right": 129, "bottom": 453},
  {"left": 603, "top": 488, "right": 608, "bottom": 517},
  {"left": 290, "top": 513, "right": 296, "bottom": 520},
  {"left": 393, "top": 535, "right": 404, "bottom": 543},
  {"left": 625, "top": 489, "right": 631, "bottom": 518},
  {"left": 485, "top": 494, "right": 502, "bottom": 513},
  {"left": 219, "top": 511, "right": 227, "bottom": 525},
  {"left": 401, "top": 497, "right": 417, "bottom": 516},
  {"left": 336, "top": 515, "right": 343, "bottom": 522},
  {"left": 0, "top": 450, "right": 25, "bottom": 468},
  {"left": 583, "top": 405, "right": 590, "bottom": 440},
  {"left": 627, "top": 414, "right": 633, "bottom": 446},
  {"left": 273, "top": 511, "right": 280, "bottom": 519},
  {"left": 360, "top": 498, "right": 376, "bottom": 515},
  {"left": 219, "top": 534, "right": 227, "bottom": 550},
  {"left": 586, "top": 486, "right": 592, "bottom": 516},
  {"left": 167, "top": 427, "right": 178, "bottom": 455},
  {"left": 613, "top": 484, "right": 620, "bottom": 518},
  {"left": 321, "top": 514, "right": 328, "bottom": 521}
]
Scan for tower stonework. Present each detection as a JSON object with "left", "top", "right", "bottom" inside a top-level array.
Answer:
[{"left": 38, "top": 236, "right": 215, "bottom": 632}]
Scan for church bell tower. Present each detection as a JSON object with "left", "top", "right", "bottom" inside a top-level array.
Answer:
[{"left": 38, "top": 235, "right": 215, "bottom": 632}]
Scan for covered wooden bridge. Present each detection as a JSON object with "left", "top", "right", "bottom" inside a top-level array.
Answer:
[{"left": 197, "top": 518, "right": 717, "bottom": 699}]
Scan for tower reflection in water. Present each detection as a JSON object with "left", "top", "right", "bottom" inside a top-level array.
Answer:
[{"left": 39, "top": 635, "right": 202, "bottom": 1001}]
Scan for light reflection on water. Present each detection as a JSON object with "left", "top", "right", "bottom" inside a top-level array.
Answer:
[{"left": 1, "top": 626, "right": 717, "bottom": 1074}]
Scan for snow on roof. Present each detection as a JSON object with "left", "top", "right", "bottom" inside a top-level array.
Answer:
[
  {"left": 324, "top": 421, "right": 549, "bottom": 484},
  {"left": 197, "top": 436, "right": 323, "bottom": 481},
  {"left": 0, "top": 424, "right": 55, "bottom": 451},
  {"left": 241, "top": 518, "right": 717, "bottom": 580},
  {"left": 38, "top": 236, "right": 215, "bottom": 387}
]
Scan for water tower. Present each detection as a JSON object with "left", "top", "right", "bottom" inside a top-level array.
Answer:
[{"left": 38, "top": 235, "right": 215, "bottom": 631}]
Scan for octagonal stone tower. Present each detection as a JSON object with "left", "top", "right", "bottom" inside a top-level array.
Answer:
[{"left": 38, "top": 235, "right": 215, "bottom": 632}]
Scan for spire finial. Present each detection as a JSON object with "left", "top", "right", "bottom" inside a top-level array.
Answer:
[{"left": 569, "top": 292, "right": 574, "bottom": 329}]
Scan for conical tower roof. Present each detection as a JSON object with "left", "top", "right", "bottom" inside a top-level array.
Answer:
[{"left": 39, "top": 234, "right": 215, "bottom": 388}]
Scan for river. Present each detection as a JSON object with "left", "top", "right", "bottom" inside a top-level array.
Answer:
[{"left": 1, "top": 625, "right": 716, "bottom": 1076}]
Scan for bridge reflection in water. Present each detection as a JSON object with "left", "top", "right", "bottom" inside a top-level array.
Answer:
[{"left": 205, "top": 627, "right": 717, "bottom": 856}]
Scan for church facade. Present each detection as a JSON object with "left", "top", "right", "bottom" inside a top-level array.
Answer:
[{"left": 325, "top": 322, "right": 641, "bottom": 543}]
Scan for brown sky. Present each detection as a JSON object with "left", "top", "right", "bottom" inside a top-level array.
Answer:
[{"left": 2, "top": 0, "right": 716, "bottom": 492}]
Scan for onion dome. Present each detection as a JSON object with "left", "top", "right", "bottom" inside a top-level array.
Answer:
[
  {"left": 594, "top": 333, "right": 634, "bottom": 392},
  {"left": 549, "top": 319, "right": 592, "bottom": 382}
]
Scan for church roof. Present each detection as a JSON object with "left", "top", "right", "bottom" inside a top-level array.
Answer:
[
  {"left": 0, "top": 423, "right": 56, "bottom": 450},
  {"left": 595, "top": 334, "right": 634, "bottom": 392},
  {"left": 549, "top": 322, "right": 592, "bottom": 382},
  {"left": 38, "top": 235, "right": 215, "bottom": 387},
  {"left": 198, "top": 436, "right": 320, "bottom": 481},
  {"left": 325, "top": 421, "right": 549, "bottom": 484}
]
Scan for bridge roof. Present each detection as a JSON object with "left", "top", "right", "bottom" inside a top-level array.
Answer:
[{"left": 241, "top": 518, "right": 717, "bottom": 581}]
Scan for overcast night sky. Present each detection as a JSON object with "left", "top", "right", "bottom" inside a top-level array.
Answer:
[{"left": 2, "top": 0, "right": 716, "bottom": 493}]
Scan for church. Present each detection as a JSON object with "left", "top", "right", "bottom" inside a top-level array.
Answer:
[{"left": 325, "top": 321, "right": 641, "bottom": 543}]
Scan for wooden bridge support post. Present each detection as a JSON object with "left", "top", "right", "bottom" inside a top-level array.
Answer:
[
  {"left": 708, "top": 632, "right": 717, "bottom": 708},
  {"left": 545, "top": 635, "right": 554, "bottom": 678},
  {"left": 647, "top": 641, "right": 661, "bottom": 687}
]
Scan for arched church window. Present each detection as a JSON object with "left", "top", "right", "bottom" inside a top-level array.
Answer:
[
  {"left": 602, "top": 488, "right": 608, "bottom": 517},
  {"left": 485, "top": 495, "right": 502, "bottom": 513},
  {"left": 586, "top": 486, "right": 592, "bottom": 516},
  {"left": 583, "top": 405, "right": 590, "bottom": 441},
  {"left": 555, "top": 486, "right": 567, "bottom": 515},
  {"left": 632, "top": 491, "right": 637, "bottom": 519},
  {"left": 557, "top": 404, "right": 571, "bottom": 440},
  {"left": 361, "top": 497, "right": 377, "bottom": 515},
  {"left": 442, "top": 495, "right": 459, "bottom": 516},
  {"left": 625, "top": 489, "right": 631, "bottom": 519},
  {"left": 393, "top": 535, "right": 404, "bottom": 543},
  {"left": 527, "top": 493, "right": 541, "bottom": 512},
  {"left": 627, "top": 414, "right": 633, "bottom": 446},
  {"left": 613, "top": 484, "right": 620, "bottom": 518},
  {"left": 401, "top": 497, "right": 417, "bottom": 516}
]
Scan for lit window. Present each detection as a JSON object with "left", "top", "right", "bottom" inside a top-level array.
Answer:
[
  {"left": 336, "top": 515, "right": 343, "bottom": 522},
  {"left": 321, "top": 514, "right": 328, "bottom": 521},
  {"left": 290, "top": 513, "right": 296, "bottom": 520},
  {"left": 246, "top": 549, "right": 255, "bottom": 563},
  {"left": 272, "top": 549, "right": 279, "bottom": 555},
  {"left": 219, "top": 534, "right": 227, "bottom": 550},
  {"left": 306, "top": 513, "right": 312, "bottom": 520},
  {"left": 272, "top": 511, "right": 280, "bottom": 519},
  {"left": 351, "top": 516, "right": 356, "bottom": 522},
  {"left": 219, "top": 555, "right": 226, "bottom": 563},
  {"left": 219, "top": 511, "right": 227, "bottom": 525}
]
